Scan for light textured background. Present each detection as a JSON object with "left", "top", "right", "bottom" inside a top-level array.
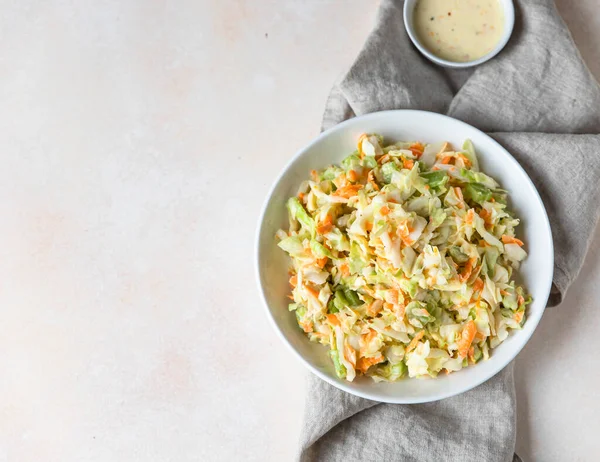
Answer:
[{"left": 0, "top": 1, "right": 598, "bottom": 461}]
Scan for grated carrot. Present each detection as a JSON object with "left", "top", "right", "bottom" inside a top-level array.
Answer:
[
  {"left": 305, "top": 285, "right": 320, "bottom": 299},
  {"left": 457, "top": 321, "right": 477, "bottom": 358},
  {"left": 316, "top": 214, "right": 334, "bottom": 235},
  {"left": 356, "top": 354, "right": 385, "bottom": 374},
  {"left": 457, "top": 153, "right": 472, "bottom": 168},
  {"left": 501, "top": 235, "right": 524, "bottom": 246},
  {"left": 465, "top": 209, "right": 475, "bottom": 225},
  {"left": 327, "top": 313, "right": 340, "bottom": 326},
  {"left": 459, "top": 257, "right": 477, "bottom": 282},
  {"left": 332, "top": 184, "right": 362, "bottom": 198},
  {"left": 300, "top": 320, "right": 313, "bottom": 333},
  {"left": 479, "top": 209, "right": 492, "bottom": 225},
  {"left": 339, "top": 263, "right": 350, "bottom": 277},
  {"left": 359, "top": 329, "right": 378, "bottom": 357},
  {"left": 406, "top": 330, "right": 425, "bottom": 353},
  {"left": 514, "top": 311, "right": 524, "bottom": 324},
  {"left": 409, "top": 142, "right": 424, "bottom": 158}
]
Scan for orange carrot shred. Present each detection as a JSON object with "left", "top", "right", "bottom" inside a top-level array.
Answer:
[
  {"left": 457, "top": 321, "right": 477, "bottom": 358},
  {"left": 359, "top": 329, "right": 378, "bottom": 357},
  {"left": 479, "top": 209, "right": 492, "bottom": 224},
  {"left": 305, "top": 285, "right": 320, "bottom": 299},
  {"left": 406, "top": 330, "right": 425, "bottom": 354},
  {"left": 339, "top": 263, "right": 350, "bottom": 277},
  {"left": 459, "top": 257, "right": 477, "bottom": 282},
  {"left": 301, "top": 320, "right": 313, "bottom": 333},
  {"left": 316, "top": 214, "right": 334, "bottom": 235},
  {"left": 332, "top": 184, "right": 362, "bottom": 198},
  {"left": 514, "top": 311, "right": 524, "bottom": 324},
  {"left": 465, "top": 209, "right": 475, "bottom": 225},
  {"left": 409, "top": 142, "right": 424, "bottom": 158},
  {"left": 356, "top": 354, "right": 385, "bottom": 373},
  {"left": 501, "top": 235, "right": 524, "bottom": 246},
  {"left": 316, "top": 257, "right": 328, "bottom": 268},
  {"left": 327, "top": 313, "right": 340, "bottom": 326},
  {"left": 458, "top": 153, "right": 472, "bottom": 167}
]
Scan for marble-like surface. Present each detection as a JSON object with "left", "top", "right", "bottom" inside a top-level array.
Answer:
[{"left": 0, "top": 1, "right": 597, "bottom": 461}]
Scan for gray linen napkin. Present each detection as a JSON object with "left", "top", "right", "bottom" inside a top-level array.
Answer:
[{"left": 299, "top": 1, "right": 600, "bottom": 461}]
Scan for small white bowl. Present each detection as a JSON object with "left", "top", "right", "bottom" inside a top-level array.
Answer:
[
  {"left": 403, "top": 0, "right": 515, "bottom": 68},
  {"left": 256, "top": 110, "right": 553, "bottom": 403}
]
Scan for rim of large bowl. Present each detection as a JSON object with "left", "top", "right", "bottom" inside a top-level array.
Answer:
[{"left": 255, "top": 110, "right": 553, "bottom": 403}]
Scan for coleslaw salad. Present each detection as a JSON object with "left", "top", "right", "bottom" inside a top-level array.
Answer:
[{"left": 276, "top": 134, "right": 531, "bottom": 382}]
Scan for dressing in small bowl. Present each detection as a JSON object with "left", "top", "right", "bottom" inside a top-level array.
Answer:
[{"left": 404, "top": 0, "right": 515, "bottom": 68}]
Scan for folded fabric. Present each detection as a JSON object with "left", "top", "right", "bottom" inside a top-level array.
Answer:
[{"left": 299, "top": 1, "right": 600, "bottom": 461}]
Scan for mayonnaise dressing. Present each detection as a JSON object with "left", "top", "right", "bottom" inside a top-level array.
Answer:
[{"left": 414, "top": 0, "right": 505, "bottom": 62}]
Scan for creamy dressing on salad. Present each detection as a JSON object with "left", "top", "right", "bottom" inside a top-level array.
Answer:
[{"left": 414, "top": 0, "right": 504, "bottom": 62}]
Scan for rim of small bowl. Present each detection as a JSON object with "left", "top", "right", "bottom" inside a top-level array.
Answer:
[
  {"left": 403, "top": 0, "right": 515, "bottom": 69},
  {"left": 255, "top": 110, "right": 553, "bottom": 403}
]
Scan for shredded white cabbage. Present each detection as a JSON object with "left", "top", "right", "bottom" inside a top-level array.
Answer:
[{"left": 277, "top": 135, "right": 531, "bottom": 382}]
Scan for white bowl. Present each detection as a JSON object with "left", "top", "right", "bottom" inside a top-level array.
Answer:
[
  {"left": 256, "top": 110, "right": 553, "bottom": 403},
  {"left": 403, "top": 0, "right": 515, "bottom": 68}
]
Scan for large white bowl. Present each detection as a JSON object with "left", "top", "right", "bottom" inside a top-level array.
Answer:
[{"left": 256, "top": 110, "right": 553, "bottom": 403}]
